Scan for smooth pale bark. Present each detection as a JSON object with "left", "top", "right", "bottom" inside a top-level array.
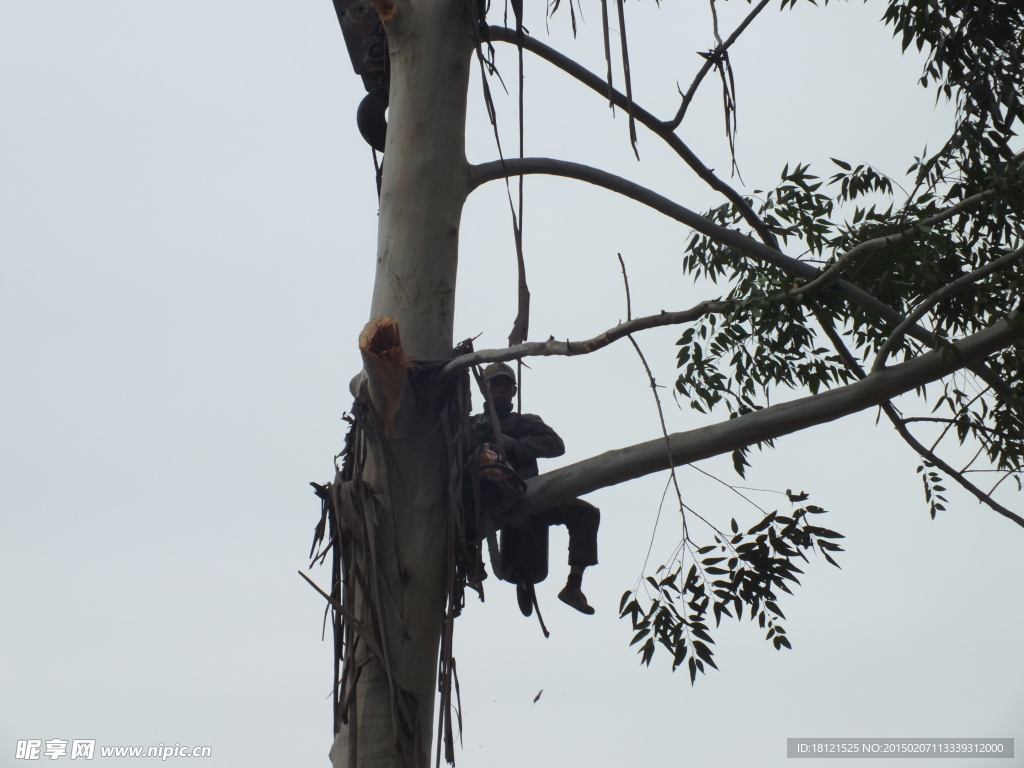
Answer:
[
  {"left": 370, "top": 0, "right": 473, "bottom": 361},
  {"left": 332, "top": 0, "right": 473, "bottom": 765}
]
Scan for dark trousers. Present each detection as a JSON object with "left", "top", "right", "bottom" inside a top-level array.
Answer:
[{"left": 535, "top": 498, "right": 600, "bottom": 567}]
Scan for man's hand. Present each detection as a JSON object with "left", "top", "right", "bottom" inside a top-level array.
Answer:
[{"left": 498, "top": 434, "right": 519, "bottom": 458}]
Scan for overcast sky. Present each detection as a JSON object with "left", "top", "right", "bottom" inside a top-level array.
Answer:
[{"left": 1, "top": 1, "right": 1022, "bottom": 767}]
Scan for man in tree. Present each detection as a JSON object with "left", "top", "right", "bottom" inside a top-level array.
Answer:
[
  {"left": 300, "top": 0, "right": 1024, "bottom": 761},
  {"left": 471, "top": 362, "right": 600, "bottom": 616}
]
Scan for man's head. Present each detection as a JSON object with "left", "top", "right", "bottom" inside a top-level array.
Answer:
[{"left": 482, "top": 362, "right": 517, "bottom": 413}]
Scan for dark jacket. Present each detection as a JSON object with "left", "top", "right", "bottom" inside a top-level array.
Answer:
[{"left": 469, "top": 410, "right": 565, "bottom": 480}]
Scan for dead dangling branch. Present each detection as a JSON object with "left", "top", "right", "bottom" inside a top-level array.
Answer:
[{"left": 308, "top": 389, "right": 424, "bottom": 768}]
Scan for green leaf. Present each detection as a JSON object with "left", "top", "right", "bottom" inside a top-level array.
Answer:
[{"left": 619, "top": 590, "right": 633, "bottom": 613}]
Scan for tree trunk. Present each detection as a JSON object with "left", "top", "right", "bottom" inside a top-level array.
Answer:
[
  {"left": 330, "top": 1, "right": 473, "bottom": 766},
  {"left": 370, "top": 0, "right": 473, "bottom": 362}
]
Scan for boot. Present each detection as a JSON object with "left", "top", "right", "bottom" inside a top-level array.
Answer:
[
  {"left": 558, "top": 584, "right": 595, "bottom": 615},
  {"left": 558, "top": 570, "right": 594, "bottom": 615}
]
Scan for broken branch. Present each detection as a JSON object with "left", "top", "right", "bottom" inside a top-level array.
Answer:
[{"left": 359, "top": 317, "right": 409, "bottom": 432}]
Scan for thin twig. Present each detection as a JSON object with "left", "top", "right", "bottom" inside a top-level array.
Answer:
[
  {"left": 960, "top": 442, "right": 987, "bottom": 474},
  {"left": 812, "top": 308, "right": 1024, "bottom": 530},
  {"left": 988, "top": 470, "right": 1021, "bottom": 496},
  {"left": 667, "top": 0, "right": 771, "bottom": 130},
  {"left": 439, "top": 299, "right": 727, "bottom": 385},
  {"left": 873, "top": 246, "right": 1024, "bottom": 370},
  {"left": 709, "top": 0, "right": 723, "bottom": 45},
  {"left": 901, "top": 416, "right": 1000, "bottom": 436},
  {"left": 617, "top": 252, "right": 632, "bottom": 321},
  {"left": 617, "top": 253, "right": 688, "bottom": 539},
  {"left": 636, "top": 474, "right": 673, "bottom": 590},
  {"left": 798, "top": 188, "right": 1005, "bottom": 297},
  {"left": 689, "top": 464, "right": 767, "bottom": 514},
  {"left": 730, "top": 484, "right": 788, "bottom": 495}
]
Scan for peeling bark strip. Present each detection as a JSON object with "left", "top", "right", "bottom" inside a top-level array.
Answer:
[
  {"left": 310, "top": 399, "right": 426, "bottom": 768},
  {"left": 323, "top": 0, "right": 476, "bottom": 763},
  {"left": 360, "top": 317, "right": 409, "bottom": 430},
  {"left": 314, "top": 365, "right": 481, "bottom": 768}
]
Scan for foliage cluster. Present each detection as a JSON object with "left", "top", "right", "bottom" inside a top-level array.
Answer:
[
  {"left": 620, "top": 502, "right": 843, "bottom": 682},
  {"left": 624, "top": 0, "right": 1023, "bottom": 676},
  {"left": 676, "top": 0, "right": 1024, "bottom": 495}
]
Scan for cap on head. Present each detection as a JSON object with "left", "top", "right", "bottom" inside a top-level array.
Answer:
[{"left": 482, "top": 362, "right": 517, "bottom": 385}]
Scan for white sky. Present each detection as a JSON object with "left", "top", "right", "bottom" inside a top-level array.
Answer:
[{"left": 1, "top": 1, "right": 1021, "bottom": 767}]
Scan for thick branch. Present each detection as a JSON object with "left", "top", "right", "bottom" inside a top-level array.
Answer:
[
  {"left": 519, "top": 313, "right": 1024, "bottom": 513},
  {"left": 470, "top": 156, "right": 796, "bottom": 261},
  {"left": 815, "top": 306, "right": 1024, "bottom": 529},
  {"left": 437, "top": 301, "right": 724, "bottom": 386},
  {"left": 485, "top": 26, "right": 777, "bottom": 247}
]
